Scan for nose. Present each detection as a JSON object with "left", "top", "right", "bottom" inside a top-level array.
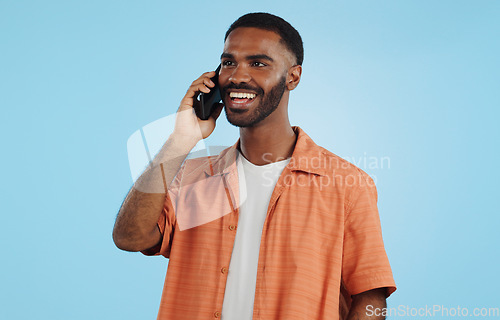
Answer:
[{"left": 228, "top": 65, "right": 251, "bottom": 84}]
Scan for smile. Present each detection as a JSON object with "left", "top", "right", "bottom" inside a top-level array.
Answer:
[
  {"left": 229, "top": 92, "right": 257, "bottom": 102},
  {"left": 225, "top": 91, "right": 258, "bottom": 110}
]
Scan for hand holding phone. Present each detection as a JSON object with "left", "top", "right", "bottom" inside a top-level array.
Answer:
[
  {"left": 196, "top": 64, "right": 222, "bottom": 120},
  {"left": 173, "top": 66, "right": 223, "bottom": 143}
]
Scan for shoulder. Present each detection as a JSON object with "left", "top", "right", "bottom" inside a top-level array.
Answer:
[
  {"left": 292, "top": 126, "right": 373, "bottom": 184},
  {"left": 178, "top": 145, "right": 236, "bottom": 180},
  {"left": 319, "top": 146, "right": 374, "bottom": 184},
  {"left": 303, "top": 139, "right": 377, "bottom": 208}
]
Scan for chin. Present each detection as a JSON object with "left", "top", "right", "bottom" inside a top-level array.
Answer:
[{"left": 226, "top": 115, "right": 255, "bottom": 128}]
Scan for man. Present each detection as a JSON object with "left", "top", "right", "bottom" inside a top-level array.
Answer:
[{"left": 113, "top": 12, "right": 396, "bottom": 320}]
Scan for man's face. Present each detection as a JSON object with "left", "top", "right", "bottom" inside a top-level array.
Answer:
[{"left": 219, "top": 27, "right": 294, "bottom": 127}]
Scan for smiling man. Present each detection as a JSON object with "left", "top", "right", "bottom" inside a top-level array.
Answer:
[
  {"left": 220, "top": 28, "right": 291, "bottom": 129},
  {"left": 113, "top": 13, "right": 396, "bottom": 320}
]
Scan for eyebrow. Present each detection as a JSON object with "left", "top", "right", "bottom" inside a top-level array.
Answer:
[{"left": 220, "top": 53, "right": 274, "bottom": 62}]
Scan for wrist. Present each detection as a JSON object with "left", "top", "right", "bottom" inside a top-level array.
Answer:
[{"left": 168, "top": 132, "right": 200, "bottom": 150}]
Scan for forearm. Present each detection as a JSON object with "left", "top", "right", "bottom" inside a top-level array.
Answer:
[
  {"left": 112, "top": 133, "right": 198, "bottom": 251},
  {"left": 347, "top": 288, "right": 387, "bottom": 320},
  {"left": 113, "top": 69, "right": 222, "bottom": 252}
]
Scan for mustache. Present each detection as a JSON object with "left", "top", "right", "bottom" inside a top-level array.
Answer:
[{"left": 221, "top": 83, "right": 264, "bottom": 96}]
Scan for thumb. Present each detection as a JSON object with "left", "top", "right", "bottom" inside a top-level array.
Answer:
[{"left": 210, "top": 103, "right": 225, "bottom": 121}]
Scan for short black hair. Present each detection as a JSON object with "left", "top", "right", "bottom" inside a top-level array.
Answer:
[{"left": 224, "top": 12, "right": 304, "bottom": 66}]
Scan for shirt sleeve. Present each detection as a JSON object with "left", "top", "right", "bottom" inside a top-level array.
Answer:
[{"left": 342, "top": 172, "right": 396, "bottom": 297}]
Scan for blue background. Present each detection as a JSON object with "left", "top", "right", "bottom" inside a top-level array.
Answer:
[{"left": 1, "top": 1, "right": 499, "bottom": 319}]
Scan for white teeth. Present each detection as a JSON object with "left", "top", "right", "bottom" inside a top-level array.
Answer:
[{"left": 229, "top": 92, "right": 256, "bottom": 99}]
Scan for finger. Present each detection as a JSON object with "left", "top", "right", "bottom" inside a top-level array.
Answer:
[
  {"left": 202, "top": 70, "right": 216, "bottom": 77},
  {"left": 178, "top": 71, "right": 217, "bottom": 111},
  {"left": 191, "top": 76, "right": 215, "bottom": 89},
  {"left": 185, "top": 83, "right": 211, "bottom": 98},
  {"left": 179, "top": 85, "right": 211, "bottom": 112},
  {"left": 191, "top": 71, "right": 215, "bottom": 85},
  {"left": 203, "top": 77, "right": 215, "bottom": 88}
]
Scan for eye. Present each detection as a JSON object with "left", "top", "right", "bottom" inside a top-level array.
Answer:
[
  {"left": 251, "top": 61, "right": 267, "bottom": 67},
  {"left": 222, "top": 60, "right": 235, "bottom": 67}
]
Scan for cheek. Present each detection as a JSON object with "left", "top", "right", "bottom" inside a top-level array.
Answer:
[
  {"left": 218, "top": 73, "right": 229, "bottom": 86},
  {"left": 254, "top": 73, "right": 279, "bottom": 89},
  {"left": 260, "top": 77, "right": 284, "bottom": 93}
]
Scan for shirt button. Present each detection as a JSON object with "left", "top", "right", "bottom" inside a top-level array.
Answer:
[
  {"left": 228, "top": 225, "right": 236, "bottom": 231},
  {"left": 214, "top": 311, "right": 221, "bottom": 318},
  {"left": 221, "top": 267, "right": 228, "bottom": 274}
]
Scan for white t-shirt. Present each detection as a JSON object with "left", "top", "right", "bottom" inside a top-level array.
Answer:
[{"left": 221, "top": 150, "right": 290, "bottom": 319}]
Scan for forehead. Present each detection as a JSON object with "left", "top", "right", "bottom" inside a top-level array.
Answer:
[{"left": 223, "top": 27, "right": 293, "bottom": 63}]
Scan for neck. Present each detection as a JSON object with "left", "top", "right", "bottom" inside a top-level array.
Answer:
[{"left": 238, "top": 122, "right": 297, "bottom": 166}]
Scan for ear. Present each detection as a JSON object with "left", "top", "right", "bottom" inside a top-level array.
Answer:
[{"left": 286, "top": 65, "right": 302, "bottom": 91}]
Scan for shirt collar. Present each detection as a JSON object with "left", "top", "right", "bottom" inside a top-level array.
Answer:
[{"left": 205, "top": 126, "right": 329, "bottom": 177}]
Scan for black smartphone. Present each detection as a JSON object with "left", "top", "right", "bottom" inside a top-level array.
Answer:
[{"left": 197, "top": 64, "right": 222, "bottom": 120}]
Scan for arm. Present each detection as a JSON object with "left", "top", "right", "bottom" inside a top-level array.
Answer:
[
  {"left": 112, "top": 70, "right": 224, "bottom": 252},
  {"left": 342, "top": 174, "right": 397, "bottom": 313},
  {"left": 347, "top": 288, "right": 387, "bottom": 320}
]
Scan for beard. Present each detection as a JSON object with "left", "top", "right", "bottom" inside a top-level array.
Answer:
[{"left": 222, "top": 75, "right": 287, "bottom": 128}]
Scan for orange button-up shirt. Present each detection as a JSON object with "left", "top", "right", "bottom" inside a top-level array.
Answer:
[{"left": 144, "top": 127, "right": 396, "bottom": 319}]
